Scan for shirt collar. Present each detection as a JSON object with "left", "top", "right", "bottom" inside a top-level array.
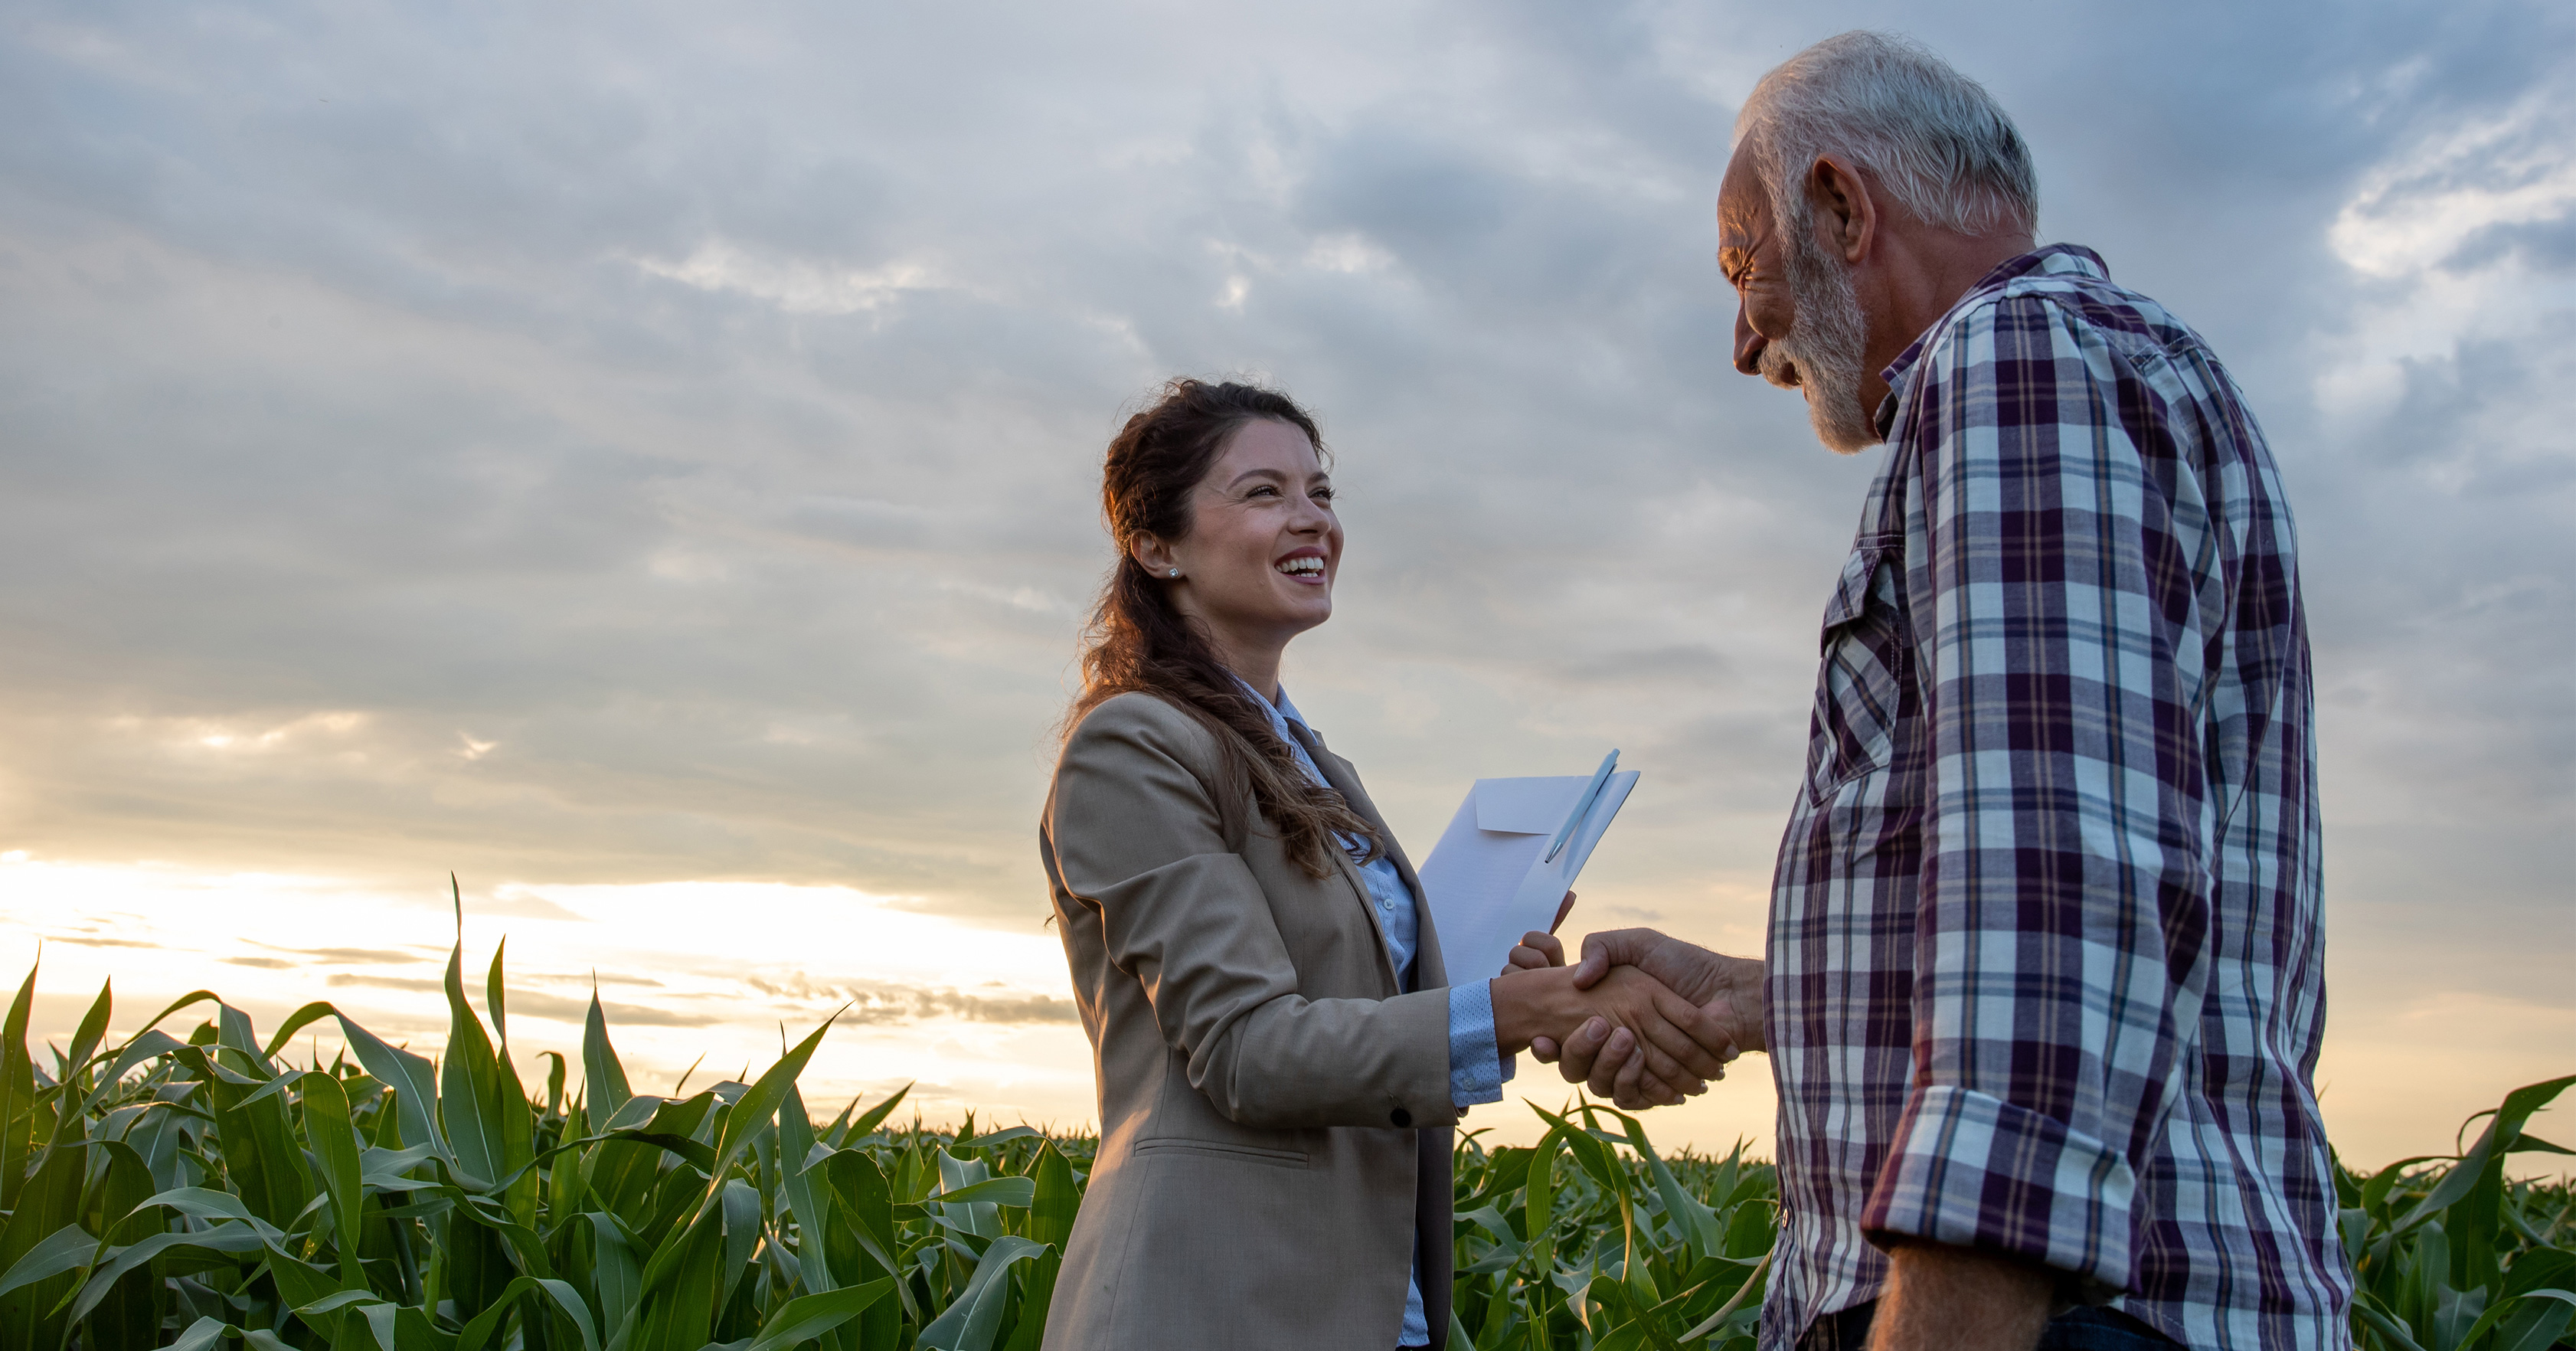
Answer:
[
  {"left": 1872, "top": 244, "right": 2110, "bottom": 437},
  {"left": 1234, "top": 676, "right": 1313, "bottom": 741}
]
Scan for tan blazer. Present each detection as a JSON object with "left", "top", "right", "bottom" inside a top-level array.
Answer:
[{"left": 1038, "top": 691, "right": 1457, "bottom": 1351}]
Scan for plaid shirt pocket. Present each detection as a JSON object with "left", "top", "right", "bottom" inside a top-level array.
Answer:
[{"left": 1805, "top": 542, "right": 1913, "bottom": 806}]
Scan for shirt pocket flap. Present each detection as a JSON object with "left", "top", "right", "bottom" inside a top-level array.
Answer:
[{"left": 1819, "top": 545, "right": 1887, "bottom": 645}]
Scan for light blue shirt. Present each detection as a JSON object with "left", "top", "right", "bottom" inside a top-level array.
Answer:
[{"left": 1244, "top": 682, "right": 1509, "bottom": 1348}]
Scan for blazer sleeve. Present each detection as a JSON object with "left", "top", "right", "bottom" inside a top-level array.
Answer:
[{"left": 1049, "top": 694, "right": 1456, "bottom": 1130}]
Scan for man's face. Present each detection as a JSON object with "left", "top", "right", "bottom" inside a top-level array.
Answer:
[{"left": 1715, "top": 151, "right": 1881, "bottom": 453}]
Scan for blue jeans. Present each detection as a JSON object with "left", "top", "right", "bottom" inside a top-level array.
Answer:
[{"left": 1798, "top": 1300, "right": 2181, "bottom": 1351}]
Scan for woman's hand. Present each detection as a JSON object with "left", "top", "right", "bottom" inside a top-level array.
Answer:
[
  {"left": 1499, "top": 891, "right": 1577, "bottom": 973},
  {"left": 1487, "top": 963, "right": 1734, "bottom": 1108}
]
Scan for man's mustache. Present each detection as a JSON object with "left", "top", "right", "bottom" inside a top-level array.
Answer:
[{"left": 1759, "top": 342, "right": 1806, "bottom": 391}]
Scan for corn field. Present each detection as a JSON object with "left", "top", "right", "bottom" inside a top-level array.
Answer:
[{"left": 0, "top": 931, "right": 2567, "bottom": 1351}]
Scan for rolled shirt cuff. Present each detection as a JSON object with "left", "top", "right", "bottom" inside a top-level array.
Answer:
[
  {"left": 1447, "top": 980, "right": 1508, "bottom": 1107},
  {"left": 1860, "top": 1083, "right": 2140, "bottom": 1297}
]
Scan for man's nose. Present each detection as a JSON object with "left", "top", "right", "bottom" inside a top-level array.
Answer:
[{"left": 1733, "top": 303, "right": 1765, "bottom": 376}]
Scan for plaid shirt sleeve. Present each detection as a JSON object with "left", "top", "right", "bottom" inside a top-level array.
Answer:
[{"left": 1858, "top": 291, "right": 2221, "bottom": 1294}]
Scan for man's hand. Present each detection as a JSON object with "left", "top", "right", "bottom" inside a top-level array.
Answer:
[
  {"left": 1868, "top": 1241, "right": 2054, "bottom": 1351},
  {"left": 1535, "top": 929, "right": 1765, "bottom": 1104},
  {"left": 1486, "top": 963, "right": 1732, "bottom": 1104}
]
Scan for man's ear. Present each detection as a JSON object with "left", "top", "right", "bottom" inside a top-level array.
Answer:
[{"left": 1808, "top": 153, "right": 1878, "bottom": 265}]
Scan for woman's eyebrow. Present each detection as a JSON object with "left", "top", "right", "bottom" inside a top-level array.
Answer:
[{"left": 1224, "top": 467, "right": 1290, "bottom": 489}]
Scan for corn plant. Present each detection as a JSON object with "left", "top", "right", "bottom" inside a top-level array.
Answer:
[
  {"left": 2338, "top": 1076, "right": 2576, "bottom": 1351},
  {"left": 1443, "top": 1104, "right": 1777, "bottom": 1350},
  {"left": 0, "top": 921, "right": 2565, "bottom": 1351},
  {"left": 0, "top": 924, "right": 1080, "bottom": 1351}
]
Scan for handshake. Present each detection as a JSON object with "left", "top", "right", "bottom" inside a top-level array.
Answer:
[{"left": 1484, "top": 904, "right": 1767, "bottom": 1110}]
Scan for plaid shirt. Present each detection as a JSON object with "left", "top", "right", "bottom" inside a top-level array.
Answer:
[{"left": 1760, "top": 246, "right": 2353, "bottom": 1351}]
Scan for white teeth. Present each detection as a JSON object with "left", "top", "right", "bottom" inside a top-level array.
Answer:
[{"left": 1276, "top": 557, "right": 1324, "bottom": 575}]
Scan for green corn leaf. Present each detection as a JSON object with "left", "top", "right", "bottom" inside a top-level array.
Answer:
[
  {"left": 2440, "top": 1286, "right": 2574, "bottom": 1351},
  {"left": 165, "top": 1317, "right": 230, "bottom": 1351},
  {"left": 706, "top": 1016, "right": 838, "bottom": 1195},
  {"left": 1610, "top": 1107, "right": 1724, "bottom": 1258},
  {"left": 1620, "top": 1197, "right": 1661, "bottom": 1307},
  {"left": 2507, "top": 1248, "right": 2576, "bottom": 1300},
  {"left": 816, "top": 1149, "right": 902, "bottom": 1279},
  {"left": 935, "top": 1150, "right": 1002, "bottom": 1238},
  {"left": 0, "top": 1223, "right": 98, "bottom": 1299},
  {"left": 132, "top": 1185, "right": 273, "bottom": 1229},
  {"left": 0, "top": 1137, "right": 89, "bottom": 1350},
  {"left": 1526, "top": 1127, "right": 1564, "bottom": 1275},
  {"left": 2396, "top": 1077, "right": 2576, "bottom": 1236},
  {"left": 717, "top": 1177, "right": 764, "bottom": 1314},
  {"left": 214, "top": 1003, "right": 276, "bottom": 1078},
  {"left": 1678, "top": 1248, "right": 1773, "bottom": 1342},
  {"left": 353, "top": 1301, "right": 455, "bottom": 1351},
  {"left": 452, "top": 1273, "right": 603, "bottom": 1351},
  {"left": 589, "top": 1212, "right": 644, "bottom": 1335},
  {"left": 260, "top": 1232, "right": 345, "bottom": 1322},
  {"left": 540, "top": 1049, "right": 568, "bottom": 1119},
  {"left": 439, "top": 939, "right": 511, "bottom": 1191},
  {"left": 92, "top": 1029, "right": 190, "bottom": 1097},
  {"left": 623, "top": 1197, "right": 731, "bottom": 1351},
  {"left": 198, "top": 1055, "right": 316, "bottom": 1228},
  {"left": 2356, "top": 1289, "right": 2435, "bottom": 1351},
  {"left": 2492, "top": 1290, "right": 2576, "bottom": 1351},
  {"left": 839, "top": 1083, "right": 912, "bottom": 1143},
  {"left": 2366, "top": 1156, "right": 2444, "bottom": 1221},
  {"left": 2, "top": 962, "right": 37, "bottom": 1212},
  {"left": 298, "top": 1071, "right": 369, "bottom": 1287},
  {"left": 584, "top": 989, "right": 635, "bottom": 1127},
  {"left": 47, "top": 981, "right": 113, "bottom": 1147},
  {"left": 1027, "top": 1142, "right": 1078, "bottom": 1253},
  {"left": 776, "top": 1084, "right": 836, "bottom": 1293},
  {"left": 999, "top": 1248, "right": 1062, "bottom": 1351},
  {"left": 917, "top": 1235, "right": 1045, "bottom": 1351},
  {"left": 486, "top": 937, "right": 511, "bottom": 1048},
  {"left": 87, "top": 1137, "right": 164, "bottom": 1351},
  {"left": 64, "top": 980, "right": 110, "bottom": 1075},
  {"left": 740, "top": 1278, "right": 895, "bottom": 1351},
  {"left": 302, "top": 1007, "right": 440, "bottom": 1156},
  {"left": 1533, "top": 1102, "right": 1624, "bottom": 1196},
  {"left": 927, "top": 1179, "right": 1039, "bottom": 1218},
  {"left": 64, "top": 1228, "right": 267, "bottom": 1326}
]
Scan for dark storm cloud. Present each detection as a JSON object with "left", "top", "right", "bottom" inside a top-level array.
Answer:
[{"left": 0, "top": 0, "right": 2567, "bottom": 1026}]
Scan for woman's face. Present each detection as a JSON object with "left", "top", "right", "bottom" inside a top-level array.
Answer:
[{"left": 1146, "top": 418, "right": 1343, "bottom": 666}]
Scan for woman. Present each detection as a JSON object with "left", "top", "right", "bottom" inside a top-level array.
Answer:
[{"left": 1038, "top": 380, "right": 1731, "bottom": 1349}]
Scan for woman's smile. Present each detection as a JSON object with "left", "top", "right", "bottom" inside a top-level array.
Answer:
[{"left": 1274, "top": 547, "right": 1329, "bottom": 584}]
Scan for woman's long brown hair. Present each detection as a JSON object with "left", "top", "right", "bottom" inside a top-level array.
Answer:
[{"left": 1069, "top": 378, "right": 1384, "bottom": 878}]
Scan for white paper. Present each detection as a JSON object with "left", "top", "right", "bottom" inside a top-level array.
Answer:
[{"left": 1418, "top": 769, "right": 1639, "bottom": 985}]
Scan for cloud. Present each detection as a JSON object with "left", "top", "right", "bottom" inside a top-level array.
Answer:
[
  {"left": 0, "top": 0, "right": 2567, "bottom": 1150},
  {"left": 739, "top": 973, "right": 1080, "bottom": 1026}
]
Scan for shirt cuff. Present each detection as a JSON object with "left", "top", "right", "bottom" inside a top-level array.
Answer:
[
  {"left": 1447, "top": 980, "right": 1508, "bottom": 1108},
  {"left": 1859, "top": 1083, "right": 2140, "bottom": 1297}
]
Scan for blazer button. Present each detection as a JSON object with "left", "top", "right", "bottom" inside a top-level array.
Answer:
[{"left": 1388, "top": 1107, "right": 1412, "bottom": 1127}]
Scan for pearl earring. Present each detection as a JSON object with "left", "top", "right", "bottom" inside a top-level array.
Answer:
[{"left": 1168, "top": 568, "right": 1181, "bottom": 577}]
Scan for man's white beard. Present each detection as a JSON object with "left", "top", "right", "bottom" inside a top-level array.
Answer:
[{"left": 1758, "top": 226, "right": 1880, "bottom": 454}]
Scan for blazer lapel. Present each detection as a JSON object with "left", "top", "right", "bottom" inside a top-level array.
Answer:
[{"left": 1283, "top": 719, "right": 1448, "bottom": 993}]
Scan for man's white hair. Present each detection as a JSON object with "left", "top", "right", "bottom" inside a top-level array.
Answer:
[{"left": 1735, "top": 31, "right": 2038, "bottom": 240}]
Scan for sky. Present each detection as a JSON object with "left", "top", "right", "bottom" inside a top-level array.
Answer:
[{"left": 0, "top": 0, "right": 2569, "bottom": 1167}]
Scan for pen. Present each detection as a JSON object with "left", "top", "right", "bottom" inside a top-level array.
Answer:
[{"left": 1543, "top": 749, "right": 1619, "bottom": 865}]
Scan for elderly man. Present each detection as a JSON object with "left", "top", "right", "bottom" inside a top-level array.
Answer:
[{"left": 1518, "top": 31, "right": 2354, "bottom": 1351}]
